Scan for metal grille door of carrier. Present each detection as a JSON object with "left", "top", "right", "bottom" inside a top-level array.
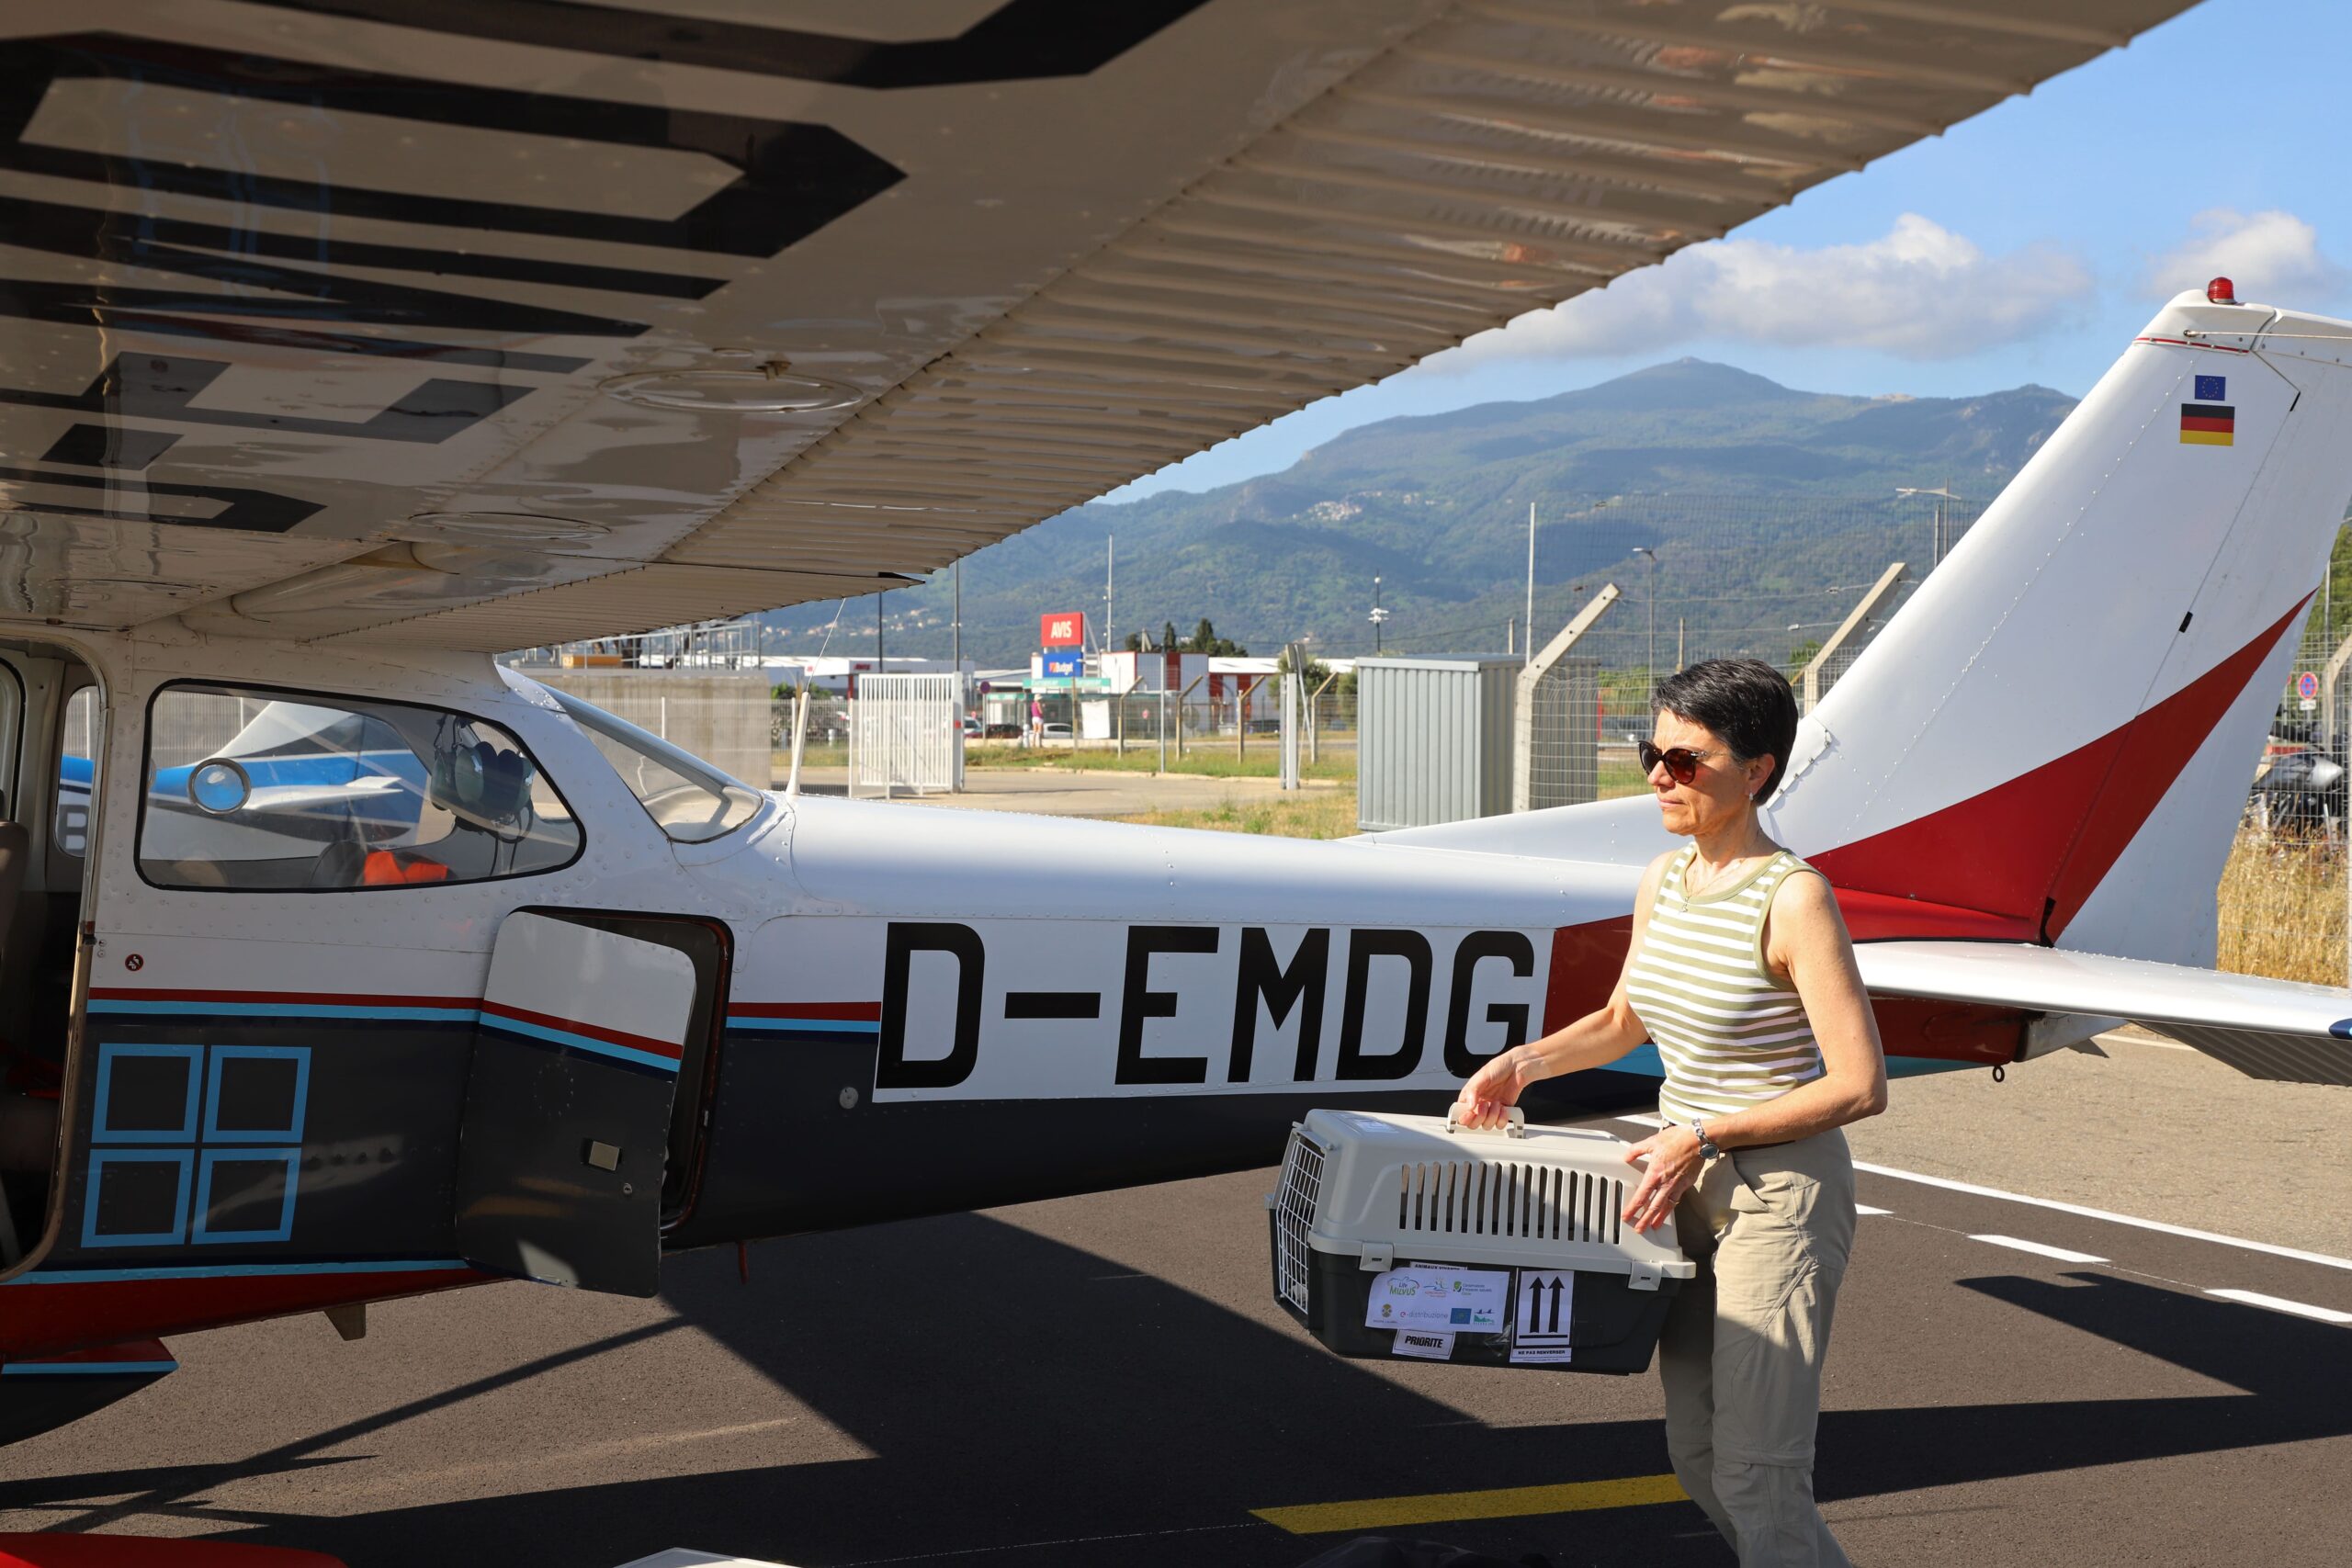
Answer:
[{"left": 1272, "top": 1127, "right": 1326, "bottom": 1313}]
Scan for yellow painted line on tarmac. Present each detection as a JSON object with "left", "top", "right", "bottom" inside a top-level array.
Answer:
[{"left": 1252, "top": 1472, "right": 1688, "bottom": 1535}]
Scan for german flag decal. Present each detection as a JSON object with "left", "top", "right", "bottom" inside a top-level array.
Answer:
[{"left": 2180, "top": 401, "right": 2235, "bottom": 446}]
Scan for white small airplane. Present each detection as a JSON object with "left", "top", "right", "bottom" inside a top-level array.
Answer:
[{"left": 0, "top": 0, "right": 2331, "bottom": 1463}]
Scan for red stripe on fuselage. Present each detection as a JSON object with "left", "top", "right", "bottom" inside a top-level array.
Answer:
[
  {"left": 479, "top": 1000, "right": 684, "bottom": 1060},
  {"left": 0, "top": 1269, "right": 479, "bottom": 1361},
  {"left": 87, "top": 987, "right": 481, "bottom": 1010},
  {"left": 728, "top": 1001, "right": 884, "bottom": 1021}
]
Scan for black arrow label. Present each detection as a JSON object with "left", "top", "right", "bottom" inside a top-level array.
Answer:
[{"left": 1546, "top": 1276, "right": 1565, "bottom": 1335}]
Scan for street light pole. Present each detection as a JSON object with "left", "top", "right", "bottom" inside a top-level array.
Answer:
[
  {"left": 1370, "top": 573, "right": 1388, "bottom": 654},
  {"left": 1525, "top": 501, "right": 1536, "bottom": 667},
  {"left": 1896, "top": 485, "right": 1966, "bottom": 568},
  {"left": 1631, "top": 547, "right": 1657, "bottom": 696}
]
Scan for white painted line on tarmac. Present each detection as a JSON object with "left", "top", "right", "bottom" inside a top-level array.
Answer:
[
  {"left": 1854, "top": 1161, "right": 2352, "bottom": 1275},
  {"left": 1970, "top": 1234, "right": 2107, "bottom": 1265},
  {"left": 2205, "top": 1289, "right": 2352, "bottom": 1325},
  {"left": 1856, "top": 1204, "right": 1893, "bottom": 1216},
  {"left": 1614, "top": 1114, "right": 1667, "bottom": 1128}
]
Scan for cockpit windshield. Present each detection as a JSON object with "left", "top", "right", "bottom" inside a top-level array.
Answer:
[{"left": 550, "top": 691, "right": 764, "bottom": 844}]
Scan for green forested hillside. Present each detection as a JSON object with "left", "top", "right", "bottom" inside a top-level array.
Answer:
[{"left": 761, "top": 359, "right": 2079, "bottom": 668}]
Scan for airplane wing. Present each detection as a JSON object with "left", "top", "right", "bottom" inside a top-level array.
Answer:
[
  {"left": 1856, "top": 942, "right": 2352, "bottom": 1086},
  {"left": 0, "top": 0, "right": 2198, "bottom": 649}
]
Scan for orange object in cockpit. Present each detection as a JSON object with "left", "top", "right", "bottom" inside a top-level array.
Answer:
[{"left": 361, "top": 850, "right": 450, "bottom": 886}]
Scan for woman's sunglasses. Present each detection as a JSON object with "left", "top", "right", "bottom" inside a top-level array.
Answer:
[{"left": 1638, "top": 741, "right": 1714, "bottom": 784}]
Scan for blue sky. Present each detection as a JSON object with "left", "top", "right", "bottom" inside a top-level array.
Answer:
[{"left": 1105, "top": 0, "right": 2352, "bottom": 502}]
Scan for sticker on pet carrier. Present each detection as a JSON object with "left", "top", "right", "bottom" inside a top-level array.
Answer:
[
  {"left": 1392, "top": 1328, "right": 1457, "bottom": 1360},
  {"left": 1510, "top": 1269, "right": 1576, "bottom": 1364},
  {"left": 1363, "top": 1266, "right": 1509, "bottom": 1332}
]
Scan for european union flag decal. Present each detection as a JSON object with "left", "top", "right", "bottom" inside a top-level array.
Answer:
[{"left": 2196, "top": 374, "right": 2226, "bottom": 400}]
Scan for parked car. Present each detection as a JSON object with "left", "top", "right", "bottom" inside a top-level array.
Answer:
[
  {"left": 983, "top": 721, "right": 1022, "bottom": 740},
  {"left": 1040, "top": 722, "right": 1073, "bottom": 740},
  {"left": 2248, "top": 742, "right": 2346, "bottom": 840},
  {"left": 961, "top": 716, "right": 982, "bottom": 738}
]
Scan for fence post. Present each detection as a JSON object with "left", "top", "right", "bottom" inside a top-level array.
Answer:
[
  {"left": 1799, "top": 562, "right": 1907, "bottom": 713},
  {"left": 1514, "top": 583, "right": 1623, "bottom": 812},
  {"left": 1281, "top": 643, "right": 1307, "bottom": 790},
  {"left": 1176, "top": 672, "right": 1207, "bottom": 761},
  {"left": 1309, "top": 671, "right": 1338, "bottom": 767}
]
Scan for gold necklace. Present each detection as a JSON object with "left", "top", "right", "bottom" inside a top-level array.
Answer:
[{"left": 1684, "top": 848, "right": 1761, "bottom": 898}]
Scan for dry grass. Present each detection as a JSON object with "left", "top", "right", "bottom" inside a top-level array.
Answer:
[
  {"left": 1110, "top": 787, "right": 1363, "bottom": 840},
  {"left": 2216, "top": 824, "right": 2346, "bottom": 985}
]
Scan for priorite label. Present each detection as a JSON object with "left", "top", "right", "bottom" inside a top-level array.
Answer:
[
  {"left": 1392, "top": 1328, "right": 1456, "bottom": 1360},
  {"left": 1363, "top": 1267, "right": 1509, "bottom": 1332}
]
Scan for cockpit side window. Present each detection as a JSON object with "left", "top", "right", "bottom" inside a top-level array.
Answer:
[
  {"left": 137, "top": 683, "right": 582, "bottom": 892},
  {"left": 548, "top": 691, "right": 763, "bottom": 844},
  {"left": 54, "top": 685, "right": 92, "bottom": 859}
]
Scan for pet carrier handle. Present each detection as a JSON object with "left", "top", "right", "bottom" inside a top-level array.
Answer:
[{"left": 1445, "top": 1104, "right": 1526, "bottom": 1137}]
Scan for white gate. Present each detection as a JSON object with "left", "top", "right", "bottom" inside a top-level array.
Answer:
[{"left": 849, "top": 673, "right": 965, "bottom": 797}]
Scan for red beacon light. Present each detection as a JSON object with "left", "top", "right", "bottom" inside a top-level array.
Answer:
[{"left": 2207, "top": 276, "right": 2238, "bottom": 304}]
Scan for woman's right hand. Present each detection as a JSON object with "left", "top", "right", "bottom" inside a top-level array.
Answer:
[{"left": 1454, "top": 1048, "right": 1526, "bottom": 1130}]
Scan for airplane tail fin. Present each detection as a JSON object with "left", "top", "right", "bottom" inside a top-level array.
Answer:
[{"left": 1385, "top": 290, "right": 2352, "bottom": 966}]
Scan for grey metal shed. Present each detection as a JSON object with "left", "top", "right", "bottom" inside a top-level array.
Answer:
[{"left": 1355, "top": 655, "right": 1521, "bottom": 831}]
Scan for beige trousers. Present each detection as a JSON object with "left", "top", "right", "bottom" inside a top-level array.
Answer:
[{"left": 1658, "top": 1126, "right": 1858, "bottom": 1567}]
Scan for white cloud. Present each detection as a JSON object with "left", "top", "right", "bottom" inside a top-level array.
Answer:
[
  {"left": 1418, "top": 214, "right": 2090, "bottom": 371},
  {"left": 2143, "top": 209, "right": 2346, "bottom": 301}
]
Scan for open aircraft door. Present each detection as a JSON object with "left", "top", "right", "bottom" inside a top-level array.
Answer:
[{"left": 456, "top": 911, "right": 701, "bottom": 1296}]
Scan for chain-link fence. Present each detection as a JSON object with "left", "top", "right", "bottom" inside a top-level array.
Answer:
[
  {"left": 753, "top": 500, "right": 2352, "bottom": 987},
  {"left": 1520, "top": 656, "right": 1600, "bottom": 809},
  {"left": 2222, "top": 527, "right": 2352, "bottom": 984}
]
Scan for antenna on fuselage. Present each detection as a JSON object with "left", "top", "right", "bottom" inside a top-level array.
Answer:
[{"left": 783, "top": 686, "right": 812, "bottom": 799}]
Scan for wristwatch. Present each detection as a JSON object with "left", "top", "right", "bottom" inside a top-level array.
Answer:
[{"left": 1690, "top": 1120, "right": 1723, "bottom": 1160}]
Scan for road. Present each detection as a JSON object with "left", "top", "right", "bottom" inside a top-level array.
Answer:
[{"left": 2, "top": 1035, "right": 2346, "bottom": 1566}]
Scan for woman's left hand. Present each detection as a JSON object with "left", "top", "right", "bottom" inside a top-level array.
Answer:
[{"left": 1621, "top": 1127, "right": 1704, "bottom": 1232}]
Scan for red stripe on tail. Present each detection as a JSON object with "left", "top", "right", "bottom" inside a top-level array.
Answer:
[{"left": 1810, "top": 597, "right": 2305, "bottom": 941}]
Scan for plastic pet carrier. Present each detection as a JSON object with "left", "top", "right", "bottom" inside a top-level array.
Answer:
[{"left": 1268, "top": 1108, "right": 1695, "bottom": 1373}]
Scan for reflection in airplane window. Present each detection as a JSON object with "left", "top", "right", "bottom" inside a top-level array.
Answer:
[
  {"left": 56, "top": 687, "right": 94, "bottom": 858},
  {"left": 548, "top": 691, "right": 763, "bottom": 844},
  {"left": 138, "top": 684, "right": 582, "bottom": 891}
]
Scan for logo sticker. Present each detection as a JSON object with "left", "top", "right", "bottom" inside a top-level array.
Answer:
[
  {"left": 2179, "top": 401, "right": 2235, "bottom": 446},
  {"left": 2195, "top": 374, "right": 2227, "bottom": 400}
]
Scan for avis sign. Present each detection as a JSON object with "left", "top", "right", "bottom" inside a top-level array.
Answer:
[{"left": 1040, "top": 611, "right": 1087, "bottom": 649}]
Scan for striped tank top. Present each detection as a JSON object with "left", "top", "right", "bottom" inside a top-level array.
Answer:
[{"left": 1625, "top": 845, "right": 1826, "bottom": 1124}]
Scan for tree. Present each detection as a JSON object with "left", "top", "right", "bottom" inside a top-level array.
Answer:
[
  {"left": 1275, "top": 648, "right": 1331, "bottom": 683},
  {"left": 1125, "top": 630, "right": 1143, "bottom": 652},
  {"left": 1161, "top": 620, "right": 1179, "bottom": 655},
  {"left": 1179, "top": 617, "right": 1248, "bottom": 657}
]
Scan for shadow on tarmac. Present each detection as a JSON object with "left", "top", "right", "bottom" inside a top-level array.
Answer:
[{"left": 6, "top": 1231, "right": 2347, "bottom": 1568}]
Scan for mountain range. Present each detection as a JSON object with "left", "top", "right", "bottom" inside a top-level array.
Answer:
[{"left": 760, "top": 359, "right": 2080, "bottom": 671}]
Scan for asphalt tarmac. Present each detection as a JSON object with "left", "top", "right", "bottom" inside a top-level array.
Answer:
[{"left": 3, "top": 1037, "right": 2348, "bottom": 1568}]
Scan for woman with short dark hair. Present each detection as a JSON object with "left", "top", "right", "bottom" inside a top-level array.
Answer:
[{"left": 1457, "top": 656, "right": 1886, "bottom": 1567}]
